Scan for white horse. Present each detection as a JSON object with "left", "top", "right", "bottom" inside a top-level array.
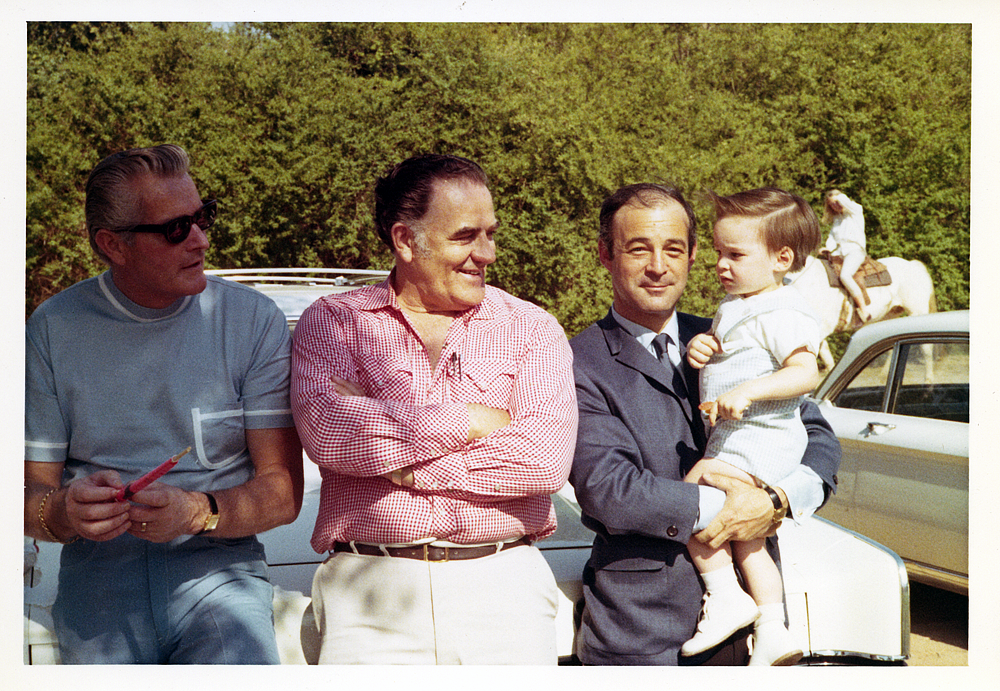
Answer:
[{"left": 788, "top": 255, "right": 937, "bottom": 371}]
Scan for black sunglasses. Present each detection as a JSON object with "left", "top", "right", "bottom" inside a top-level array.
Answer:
[{"left": 125, "top": 199, "right": 218, "bottom": 244}]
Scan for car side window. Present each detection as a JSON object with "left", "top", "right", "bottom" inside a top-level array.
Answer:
[
  {"left": 833, "top": 349, "right": 891, "bottom": 412},
  {"left": 893, "top": 341, "right": 969, "bottom": 423}
]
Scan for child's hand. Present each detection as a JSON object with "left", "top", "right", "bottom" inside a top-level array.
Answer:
[
  {"left": 699, "top": 389, "right": 752, "bottom": 426},
  {"left": 698, "top": 400, "right": 720, "bottom": 426},
  {"left": 714, "top": 388, "right": 752, "bottom": 422},
  {"left": 687, "top": 333, "right": 721, "bottom": 369}
]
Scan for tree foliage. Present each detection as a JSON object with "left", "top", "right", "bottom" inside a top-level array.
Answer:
[{"left": 27, "top": 22, "right": 970, "bottom": 336}]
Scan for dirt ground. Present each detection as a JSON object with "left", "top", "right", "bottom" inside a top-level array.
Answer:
[{"left": 907, "top": 582, "right": 968, "bottom": 666}]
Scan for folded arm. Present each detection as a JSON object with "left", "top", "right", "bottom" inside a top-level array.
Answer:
[{"left": 292, "top": 304, "right": 576, "bottom": 501}]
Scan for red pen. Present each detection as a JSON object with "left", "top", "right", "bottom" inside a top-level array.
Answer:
[{"left": 115, "top": 447, "right": 191, "bottom": 502}]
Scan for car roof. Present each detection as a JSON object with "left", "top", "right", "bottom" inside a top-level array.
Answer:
[
  {"left": 841, "top": 310, "right": 968, "bottom": 351},
  {"left": 207, "top": 268, "right": 390, "bottom": 324},
  {"left": 815, "top": 310, "right": 968, "bottom": 399}
]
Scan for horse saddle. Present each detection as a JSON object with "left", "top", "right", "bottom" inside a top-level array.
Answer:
[{"left": 817, "top": 251, "right": 891, "bottom": 305}]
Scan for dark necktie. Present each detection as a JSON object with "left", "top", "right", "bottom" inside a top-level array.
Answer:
[
  {"left": 653, "top": 332, "right": 704, "bottom": 446},
  {"left": 653, "top": 332, "right": 688, "bottom": 397}
]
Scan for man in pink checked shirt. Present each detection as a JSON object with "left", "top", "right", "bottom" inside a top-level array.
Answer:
[{"left": 290, "top": 154, "right": 578, "bottom": 664}]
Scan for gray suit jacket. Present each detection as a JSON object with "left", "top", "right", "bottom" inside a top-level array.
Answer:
[{"left": 569, "top": 309, "right": 840, "bottom": 665}]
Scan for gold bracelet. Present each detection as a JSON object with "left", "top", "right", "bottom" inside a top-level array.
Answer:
[{"left": 38, "top": 487, "right": 79, "bottom": 544}]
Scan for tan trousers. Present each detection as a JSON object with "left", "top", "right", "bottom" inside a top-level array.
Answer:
[{"left": 311, "top": 544, "right": 559, "bottom": 664}]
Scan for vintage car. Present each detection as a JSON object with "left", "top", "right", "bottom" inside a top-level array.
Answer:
[
  {"left": 812, "top": 310, "right": 969, "bottom": 595},
  {"left": 24, "top": 269, "right": 911, "bottom": 665}
]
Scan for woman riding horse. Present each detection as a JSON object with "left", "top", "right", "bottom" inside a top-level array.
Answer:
[{"left": 823, "top": 190, "right": 870, "bottom": 322}]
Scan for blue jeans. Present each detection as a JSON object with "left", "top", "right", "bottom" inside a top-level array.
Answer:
[{"left": 52, "top": 533, "right": 279, "bottom": 664}]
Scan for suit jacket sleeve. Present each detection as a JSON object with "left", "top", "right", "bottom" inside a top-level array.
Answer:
[
  {"left": 569, "top": 317, "right": 704, "bottom": 547},
  {"left": 799, "top": 399, "right": 841, "bottom": 504},
  {"left": 571, "top": 361, "right": 701, "bottom": 544}
]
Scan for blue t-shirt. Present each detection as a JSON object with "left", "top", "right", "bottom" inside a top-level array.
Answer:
[{"left": 25, "top": 272, "right": 294, "bottom": 494}]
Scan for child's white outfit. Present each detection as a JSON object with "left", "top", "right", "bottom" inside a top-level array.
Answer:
[
  {"left": 699, "top": 285, "right": 821, "bottom": 485},
  {"left": 684, "top": 284, "right": 820, "bottom": 665}
]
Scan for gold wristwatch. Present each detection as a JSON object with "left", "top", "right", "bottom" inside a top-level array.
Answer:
[
  {"left": 764, "top": 486, "right": 787, "bottom": 524},
  {"left": 200, "top": 492, "right": 220, "bottom": 533}
]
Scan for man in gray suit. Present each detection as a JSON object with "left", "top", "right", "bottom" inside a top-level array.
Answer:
[{"left": 568, "top": 183, "right": 840, "bottom": 665}]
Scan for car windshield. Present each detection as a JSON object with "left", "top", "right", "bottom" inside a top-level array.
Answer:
[{"left": 267, "top": 291, "right": 331, "bottom": 325}]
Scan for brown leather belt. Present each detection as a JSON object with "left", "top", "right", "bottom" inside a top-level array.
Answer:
[{"left": 332, "top": 536, "right": 531, "bottom": 562}]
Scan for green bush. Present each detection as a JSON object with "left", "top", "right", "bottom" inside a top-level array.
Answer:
[{"left": 27, "top": 22, "right": 970, "bottom": 339}]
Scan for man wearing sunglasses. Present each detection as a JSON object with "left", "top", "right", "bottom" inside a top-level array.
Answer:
[{"left": 24, "top": 144, "right": 304, "bottom": 664}]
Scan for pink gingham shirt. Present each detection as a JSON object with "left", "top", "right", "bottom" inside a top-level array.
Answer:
[{"left": 291, "top": 278, "right": 578, "bottom": 553}]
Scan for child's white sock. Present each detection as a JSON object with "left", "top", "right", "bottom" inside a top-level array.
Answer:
[
  {"left": 756, "top": 602, "right": 786, "bottom": 626},
  {"left": 700, "top": 565, "right": 741, "bottom": 596}
]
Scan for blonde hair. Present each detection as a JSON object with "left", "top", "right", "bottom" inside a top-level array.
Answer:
[{"left": 822, "top": 189, "right": 844, "bottom": 225}]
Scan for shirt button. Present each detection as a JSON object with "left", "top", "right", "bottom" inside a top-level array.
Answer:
[{"left": 666, "top": 526, "right": 679, "bottom": 538}]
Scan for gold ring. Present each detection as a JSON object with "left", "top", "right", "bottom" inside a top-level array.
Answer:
[{"left": 141, "top": 522, "right": 147, "bottom": 532}]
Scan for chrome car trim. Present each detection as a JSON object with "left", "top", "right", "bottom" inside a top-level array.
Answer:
[
  {"left": 905, "top": 561, "right": 968, "bottom": 596},
  {"left": 207, "top": 267, "right": 390, "bottom": 285},
  {"left": 802, "top": 650, "right": 908, "bottom": 664}
]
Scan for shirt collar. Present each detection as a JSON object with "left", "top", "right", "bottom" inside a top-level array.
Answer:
[
  {"left": 610, "top": 304, "right": 681, "bottom": 354},
  {"left": 361, "top": 270, "right": 498, "bottom": 321},
  {"left": 99, "top": 271, "right": 192, "bottom": 323}
]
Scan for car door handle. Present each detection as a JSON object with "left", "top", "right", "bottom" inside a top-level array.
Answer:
[{"left": 863, "top": 421, "right": 897, "bottom": 437}]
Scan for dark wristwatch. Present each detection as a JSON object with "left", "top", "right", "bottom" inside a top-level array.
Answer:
[
  {"left": 764, "top": 486, "right": 787, "bottom": 524},
  {"left": 199, "top": 492, "right": 220, "bottom": 534}
]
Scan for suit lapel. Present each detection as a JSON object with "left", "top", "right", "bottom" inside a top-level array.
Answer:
[
  {"left": 677, "top": 315, "right": 702, "bottom": 400},
  {"left": 599, "top": 312, "right": 673, "bottom": 390},
  {"left": 599, "top": 311, "right": 701, "bottom": 430}
]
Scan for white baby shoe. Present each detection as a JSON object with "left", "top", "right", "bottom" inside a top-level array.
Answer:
[
  {"left": 748, "top": 621, "right": 803, "bottom": 666},
  {"left": 681, "top": 588, "right": 760, "bottom": 656}
]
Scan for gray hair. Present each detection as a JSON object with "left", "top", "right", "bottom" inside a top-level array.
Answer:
[{"left": 84, "top": 144, "right": 190, "bottom": 262}]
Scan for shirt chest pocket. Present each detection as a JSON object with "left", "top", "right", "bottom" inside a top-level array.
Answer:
[
  {"left": 353, "top": 353, "right": 416, "bottom": 400},
  {"left": 453, "top": 358, "right": 519, "bottom": 409},
  {"left": 191, "top": 407, "right": 247, "bottom": 469}
]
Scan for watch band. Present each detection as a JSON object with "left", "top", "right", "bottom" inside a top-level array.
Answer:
[
  {"left": 200, "top": 492, "right": 220, "bottom": 533},
  {"left": 764, "top": 486, "right": 787, "bottom": 524}
]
